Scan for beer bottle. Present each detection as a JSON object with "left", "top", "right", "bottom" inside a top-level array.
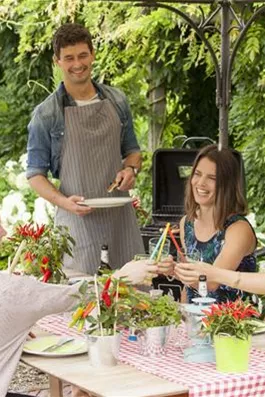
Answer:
[{"left": 97, "top": 244, "right": 112, "bottom": 275}]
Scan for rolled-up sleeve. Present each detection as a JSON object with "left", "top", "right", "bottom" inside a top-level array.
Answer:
[
  {"left": 26, "top": 108, "right": 51, "bottom": 179},
  {"left": 120, "top": 100, "right": 140, "bottom": 158}
]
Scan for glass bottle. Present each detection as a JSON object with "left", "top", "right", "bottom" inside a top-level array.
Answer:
[
  {"left": 97, "top": 244, "right": 112, "bottom": 275},
  {"left": 198, "top": 275, "right": 208, "bottom": 298}
]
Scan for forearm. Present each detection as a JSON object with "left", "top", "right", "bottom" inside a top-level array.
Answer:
[
  {"left": 211, "top": 268, "right": 265, "bottom": 295},
  {"left": 28, "top": 175, "right": 68, "bottom": 209}
]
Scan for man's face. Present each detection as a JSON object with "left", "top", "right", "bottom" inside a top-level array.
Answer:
[{"left": 55, "top": 42, "right": 95, "bottom": 86}]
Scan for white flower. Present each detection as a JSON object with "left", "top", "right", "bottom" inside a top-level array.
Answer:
[
  {"left": 19, "top": 153, "right": 28, "bottom": 171},
  {"left": 7, "top": 171, "right": 17, "bottom": 187},
  {"left": 5, "top": 160, "right": 17, "bottom": 172},
  {"left": 1, "top": 192, "right": 31, "bottom": 233},
  {"left": 15, "top": 172, "right": 29, "bottom": 191},
  {"left": 33, "top": 197, "right": 55, "bottom": 224},
  {"left": 246, "top": 213, "right": 257, "bottom": 228}
]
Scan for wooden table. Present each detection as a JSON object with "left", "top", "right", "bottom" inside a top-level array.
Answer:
[{"left": 21, "top": 353, "right": 189, "bottom": 397}]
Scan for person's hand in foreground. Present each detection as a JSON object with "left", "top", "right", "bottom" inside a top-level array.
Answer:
[
  {"left": 174, "top": 261, "right": 214, "bottom": 285},
  {"left": 156, "top": 255, "right": 176, "bottom": 277},
  {"left": 114, "top": 259, "right": 157, "bottom": 284}
]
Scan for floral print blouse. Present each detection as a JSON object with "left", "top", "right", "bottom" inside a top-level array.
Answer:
[{"left": 184, "top": 214, "right": 257, "bottom": 303}]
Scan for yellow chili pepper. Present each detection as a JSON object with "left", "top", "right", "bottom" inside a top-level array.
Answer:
[
  {"left": 77, "top": 318, "right": 85, "bottom": 331},
  {"left": 68, "top": 307, "right": 84, "bottom": 328}
]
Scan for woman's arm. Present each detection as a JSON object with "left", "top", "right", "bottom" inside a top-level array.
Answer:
[
  {"left": 175, "top": 261, "right": 265, "bottom": 295},
  {"left": 205, "top": 220, "right": 256, "bottom": 290}
]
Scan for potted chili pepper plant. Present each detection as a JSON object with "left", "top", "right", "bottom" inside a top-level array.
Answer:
[
  {"left": 70, "top": 275, "right": 145, "bottom": 366},
  {"left": 201, "top": 299, "right": 262, "bottom": 373},
  {"left": 6, "top": 222, "right": 75, "bottom": 283}
]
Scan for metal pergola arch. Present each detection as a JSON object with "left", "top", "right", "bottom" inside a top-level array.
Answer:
[{"left": 94, "top": 0, "right": 265, "bottom": 148}]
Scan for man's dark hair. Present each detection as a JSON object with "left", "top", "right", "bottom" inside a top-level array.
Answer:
[{"left": 53, "top": 23, "right": 93, "bottom": 58}]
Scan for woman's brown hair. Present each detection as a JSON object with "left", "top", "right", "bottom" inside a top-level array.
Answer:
[{"left": 185, "top": 144, "right": 247, "bottom": 230}]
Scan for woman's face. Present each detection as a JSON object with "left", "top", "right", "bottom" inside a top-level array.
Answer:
[{"left": 191, "top": 157, "right": 216, "bottom": 207}]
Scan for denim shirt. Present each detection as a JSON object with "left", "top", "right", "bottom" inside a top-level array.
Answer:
[{"left": 26, "top": 81, "right": 140, "bottom": 179}]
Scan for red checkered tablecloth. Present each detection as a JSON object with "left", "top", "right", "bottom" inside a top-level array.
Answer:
[
  {"left": 37, "top": 313, "right": 85, "bottom": 339},
  {"left": 37, "top": 315, "right": 265, "bottom": 397}
]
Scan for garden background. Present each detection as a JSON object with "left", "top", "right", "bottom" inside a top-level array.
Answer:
[{"left": 0, "top": 0, "right": 265, "bottom": 246}]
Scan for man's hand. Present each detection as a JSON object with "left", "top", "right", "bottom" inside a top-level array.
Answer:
[
  {"left": 66, "top": 196, "right": 94, "bottom": 216},
  {"left": 115, "top": 167, "right": 136, "bottom": 191}
]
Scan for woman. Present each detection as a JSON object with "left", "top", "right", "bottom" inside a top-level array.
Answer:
[{"left": 172, "top": 144, "right": 257, "bottom": 303}]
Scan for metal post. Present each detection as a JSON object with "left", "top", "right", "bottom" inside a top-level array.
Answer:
[{"left": 220, "top": 0, "right": 230, "bottom": 148}]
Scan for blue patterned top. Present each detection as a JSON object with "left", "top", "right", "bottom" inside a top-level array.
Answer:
[{"left": 184, "top": 214, "right": 257, "bottom": 303}]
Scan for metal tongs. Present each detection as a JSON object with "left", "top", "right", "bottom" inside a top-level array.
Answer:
[{"left": 107, "top": 180, "right": 121, "bottom": 193}]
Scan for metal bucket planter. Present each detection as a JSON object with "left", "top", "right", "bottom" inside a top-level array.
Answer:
[
  {"left": 87, "top": 333, "right": 121, "bottom": 367},
  {"left": 137, "top": 325, "right": 173, "bottom": 357}
]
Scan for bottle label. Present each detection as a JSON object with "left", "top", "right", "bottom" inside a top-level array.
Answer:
[
  {"left": 198, "top": 282, "right": 208, "bottom": 298},
  {"left": 101, "top": 250, "right": 109, "bottom": 265}
]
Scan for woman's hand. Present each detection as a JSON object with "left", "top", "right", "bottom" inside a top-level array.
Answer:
[
  {"left": 156, "top": 255, "right": 176, "bottom": 276},
  {"left": 174, "top": 261, "right": 214, "bottom": 285}
]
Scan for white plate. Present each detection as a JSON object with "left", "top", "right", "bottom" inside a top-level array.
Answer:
[
  {"left": 192, "top": 297, "right": 216, "bottom": 305},
  {"left": 76, "top": 197, "right": 133, "bottom": 208},
  {"left": 23, "top": 336, "right": 87, "bottom": 357},
  {"left": 68, "top": 276, "right": 94, "bottom": 285}
]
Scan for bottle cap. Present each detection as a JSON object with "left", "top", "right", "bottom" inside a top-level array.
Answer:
[
  {"left": 199, "top": 275, "right": 207, "bottom": 282},
  {"left": 128, "top": 335, "right": 137, "bottom": 342},
  {"left": 101, "top": 244, "right": 108, "bottom": 250}
]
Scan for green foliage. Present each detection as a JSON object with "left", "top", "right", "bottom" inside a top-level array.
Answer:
[
  {"left": 130, "top": 294, "right": 181, "bottom": 329},
  {"left": 1, "top": 0, "right": 265, "bottom": 230},
  {"left": 230, "top": 20, "right": 265, "bottom": 229}
]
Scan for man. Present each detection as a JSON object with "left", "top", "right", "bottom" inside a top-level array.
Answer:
[{"left": 26, "top": 23, "right": 144, "bottom": 274}]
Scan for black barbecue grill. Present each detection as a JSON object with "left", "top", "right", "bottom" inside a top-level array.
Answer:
[{"left": 140, "top": 145, "right": 246, "bottom": 301}]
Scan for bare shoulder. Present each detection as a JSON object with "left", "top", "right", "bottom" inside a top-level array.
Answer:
[
  {"left": 179, "top": 215, "right": 186, "bottom": 229},
  {"left": 225, "top": 219, "right": 256, "bottom": 251}
]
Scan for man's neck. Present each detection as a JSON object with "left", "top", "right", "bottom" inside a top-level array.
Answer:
[{"left": 64, "top": 80, "right": 97, "bottom": 101}]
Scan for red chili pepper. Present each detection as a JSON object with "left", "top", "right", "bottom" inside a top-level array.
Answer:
[
  {"left": 42, "top": 269, "right": 52, "bottom": 283},
  {"left": 102, "top": 291, "right": 112, "bottom": 307},
  {"left": 24, "top": 252, "right": 36, "bottom": 262},
  {"left": 42, "top": 256, "right": 50, "bottom": 265},
  {"left": 103, "top": 277, "right": 112, "bottom": 291}
]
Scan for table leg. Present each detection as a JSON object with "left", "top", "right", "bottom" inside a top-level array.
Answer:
[{"left": 49, "top": 375, "right": 63, "bottom": 397}]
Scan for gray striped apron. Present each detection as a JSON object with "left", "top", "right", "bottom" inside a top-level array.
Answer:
[{"left": 55, "top": 98, "right": 145, "bottom": 274}]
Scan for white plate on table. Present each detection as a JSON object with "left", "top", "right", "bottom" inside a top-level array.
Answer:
[
  {"left": 23, "top": 335, "right": 87, "bottom": 357},
  {"left": 76, "top": 197, "right": 133, "bottom": 208},
  {"left": 68, "top": 276, "right": 94, "bottom": 285}
]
